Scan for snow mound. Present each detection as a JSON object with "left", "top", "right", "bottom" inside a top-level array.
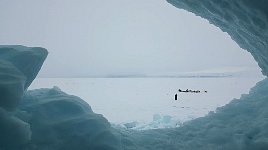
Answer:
[
  {"left": 17, "top": 87, "right": 121, "bottom": 150},
  {"left": 0, "top": 46, "right": 121, "bottom": 150}
]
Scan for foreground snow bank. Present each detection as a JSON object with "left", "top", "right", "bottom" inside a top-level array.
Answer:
[
  {"left": 0, "top": 46, "right": 121, "bottom": 150},
  {"left": 17, "top": 87, "right": 121, "bottom": 150}
]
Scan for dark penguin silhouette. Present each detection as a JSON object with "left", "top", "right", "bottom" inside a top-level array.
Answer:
[{"left": 175, "top": 94, "right": 178, "bottom": 100}]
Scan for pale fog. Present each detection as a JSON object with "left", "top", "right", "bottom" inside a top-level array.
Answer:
[{"left": 0, "top": 0, "right": 264, "bottom": 129}]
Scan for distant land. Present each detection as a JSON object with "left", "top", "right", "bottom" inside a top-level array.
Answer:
[
  {"left": 41, "top": 73, "right": 232, "bottom": 78},
  {"left": 37, "top": 66, "right": 263, "bottom": 78},
  {"left": 99, "top": 74, "right": 232, "bottom": 78}
]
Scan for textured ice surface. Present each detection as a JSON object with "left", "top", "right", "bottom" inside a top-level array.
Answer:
[
  {"left": 0, "top": 60, "right": 25, "bottom": 111},
  {"left": 0, "top": 46, "right": 47, "bottom": 110},
  {"left": 0, "top": 46, "right": 120, "bottom": 150},
  {"left": 0, "top": 107, "right": 31, "bottom": 149},
  {"left": 0, "top": 45, "right": 47, "bottom": 149},
  {"left": 167, "top": 0, "right": 268, "bottom": 76},
  {"left": 114, "top": 114, "right": 181, "bottom": 130},
  {"left": 0, "top": 45, "right": 48, "bottom": 89},
  {"left": 17, "top": 87, "right": 121, "bottom": 150}
]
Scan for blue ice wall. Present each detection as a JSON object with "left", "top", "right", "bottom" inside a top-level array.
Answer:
[
  {"left": 167, "top": 0, "right": 268, "bottom": 76},
  {"left": 0, "top": 46, "right": 47, "bottom": 149}
]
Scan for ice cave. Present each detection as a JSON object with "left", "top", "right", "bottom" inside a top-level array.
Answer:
[{"left": 1, "top": 0, "right": 268, "bottom": 150}]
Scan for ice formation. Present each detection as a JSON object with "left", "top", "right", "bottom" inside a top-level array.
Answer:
[
  {"left": 0, "top": 46, "right": 47, "bottom": 111},
  {"left": 1, "top": 0, "right": 268, "bottom": 149},
  {"left": 18, "top": 87, "right": 121, "bottom": 150},
  {"left": 167, "top": 0, "right": 268, "bottom": 76},
  {"left": 0, "top": 46, "right": 120, "bottom": 150},
  {"left": 0, "top": 46, "right": 47, "bottom": 149},
  {"left": 115, "top": 114, "right": 182, "bottom": 130}
]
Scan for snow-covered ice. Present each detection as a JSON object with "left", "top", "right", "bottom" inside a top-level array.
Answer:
[{"left": 29, "top": 76, "right": 263, "bottom": 130}]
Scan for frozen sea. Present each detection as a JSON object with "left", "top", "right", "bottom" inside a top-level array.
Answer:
[{"left": 29, "top": 77, "right": 263, "bottom": 129}]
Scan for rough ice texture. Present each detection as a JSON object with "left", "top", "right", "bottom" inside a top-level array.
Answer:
[
  {"left": 0, "top": 46, "right": 48, "bottom": 89},
  {"left": 0, "top": 60, "right": 26, "bottom": 111},
  {"left": 17, "top": 87, "right": 121, "bottom": 150},
  {"left": 0, "top": 45, "right": 121, "bottom": 150},
  {"left": 0, "top": 46, "right": 48, "bottom": 110},
  {"left": 167, "top": 0, "right": 268, "bottom": 76},
  {"left": 0, "top": 108, "right": 31, "bottom": 150},
  {"left": 0, "top": 45, "right": 47, "bottom": 149}
]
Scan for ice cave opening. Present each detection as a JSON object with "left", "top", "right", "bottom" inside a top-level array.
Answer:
[
  {"left": 21, "top": 0, "right": 263, "bottom": 130},
  {"left": 0, "top": 0, "right": 268, "bottom": 150}
]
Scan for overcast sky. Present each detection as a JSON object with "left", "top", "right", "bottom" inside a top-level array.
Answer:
[{"left": 0, "top": 0, "right": 262, "bottom": 77}]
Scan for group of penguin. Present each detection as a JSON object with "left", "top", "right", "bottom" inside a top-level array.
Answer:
[
  {"left": 175, "top": 89, "right": 207, "bottom": 100},
  {"left": 178, "top": 89, "right": 207, "bottom": 93}
]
